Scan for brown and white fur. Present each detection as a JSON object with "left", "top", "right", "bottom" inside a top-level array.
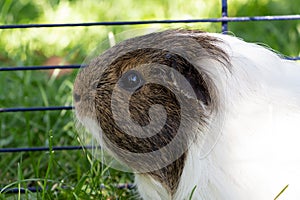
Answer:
[{"left": 73, "top": 30, "right": 300, "bottom": 200}]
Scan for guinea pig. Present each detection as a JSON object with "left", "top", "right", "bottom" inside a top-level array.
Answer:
[{"left": 73, "top": 29, "right": 300, "bottom": 200}]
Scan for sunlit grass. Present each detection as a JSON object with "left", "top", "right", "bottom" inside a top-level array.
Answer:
[{"left": 0, "top": 0, "right": 222, "bottom": 67}]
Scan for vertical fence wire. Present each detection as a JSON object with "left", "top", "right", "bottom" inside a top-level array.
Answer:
[{"left": 221, "top": 0, "right": 228, "bottom": 33}]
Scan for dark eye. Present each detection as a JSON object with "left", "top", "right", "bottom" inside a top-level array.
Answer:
[{"left": 119, "top": 70, "right": 144, "bottom": 91}]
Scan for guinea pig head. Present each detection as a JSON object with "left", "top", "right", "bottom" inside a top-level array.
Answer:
[{"left": 73, "top": 29, "right": 228, "bottom": 194}]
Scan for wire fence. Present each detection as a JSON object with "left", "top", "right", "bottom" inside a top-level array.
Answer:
[{"left": 0, "top": 0, "right": 299, "bottom": 194}]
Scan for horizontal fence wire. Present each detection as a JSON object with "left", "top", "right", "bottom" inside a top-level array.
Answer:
[
  {"left": 286, "top": 57, "right": 300, "bottom": 60},
  {"left": 0, "top": 145, "right": 91, "bottom": 153},
  {"left": 0, "top": 106, "right": 73, "bottom": 113},
  {"left": 0, "top": 65, "right": 81, "bottom": 71},
  {"left": 1, "top": 0, "right": 299, "bottom": 195},
  {"left": 0, "top": 15, "right": 300, "bottom": 29},
  {"left": 1, "top": 187, "right": 43, "bottom": 194}
]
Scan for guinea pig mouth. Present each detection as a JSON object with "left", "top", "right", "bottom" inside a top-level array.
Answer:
[{"left": 75, "top": 115, "right": 104, "bottom": 146}]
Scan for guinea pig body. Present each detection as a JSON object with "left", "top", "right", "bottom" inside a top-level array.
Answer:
[{"left": 73, "top": 29, "right": 300, "bottom": 200}]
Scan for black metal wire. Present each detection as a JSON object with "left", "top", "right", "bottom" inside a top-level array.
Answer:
[
  {"left": 285, "top": 56, "right": 300, "bottom": 61},
  {"left": 221, "top": 0, "right": 228, "bottom": 33},
  {"left": 0, "top": 106, "right": 74, "bottom": 113},
  {"left": 0, "top": 54, "right": 298, "bottom": 73},
  {"left": 0, "top": 64, "right": 81, "bottom": 71},
  {"left": 0, "top": 15, "right": 299, "bottom": 29},
  {"left": 0, "top": 187, "right": 43, "bottom": 194},
  {"left": 0, "top": 145, "right": 93, "bottom": 153}
]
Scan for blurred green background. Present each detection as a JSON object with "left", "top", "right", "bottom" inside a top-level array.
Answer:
[
  {"left": 0, "top": 0, "right": 299, "bottom": 67},
  {"left": 0, "top": 0, "right": 299, "bottom": 199}
]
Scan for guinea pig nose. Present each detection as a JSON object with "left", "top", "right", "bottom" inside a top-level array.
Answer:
[{"left": 73, "top": 93, "right": 81, "bottom": 102}]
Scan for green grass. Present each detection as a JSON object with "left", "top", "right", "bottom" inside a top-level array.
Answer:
[
  {"left": 0, "top": 60, "right": 134, "bottom": 199},
  {"left": 274, "top": 185, "right": 289, "bottom": 200},
  {"left": 0, "top": 0, "right": 299, "bottom": 199},
  {"left": 0, "top": 68, "right": 135, "bottom": 199}
]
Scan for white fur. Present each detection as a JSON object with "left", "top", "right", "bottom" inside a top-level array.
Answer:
[{"left": 136, "top": 34, "right": 300, "bottom": 200}]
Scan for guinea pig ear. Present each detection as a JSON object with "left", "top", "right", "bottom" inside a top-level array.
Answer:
[
  {"left": 191, "top": 32, "right": 230, "bottom": 66},
  {"left": 164, "top": 52, "right": 212, "bottom": 106},
  {"left": 186, "top": 32, "right": 230, "bottom": 108}
]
